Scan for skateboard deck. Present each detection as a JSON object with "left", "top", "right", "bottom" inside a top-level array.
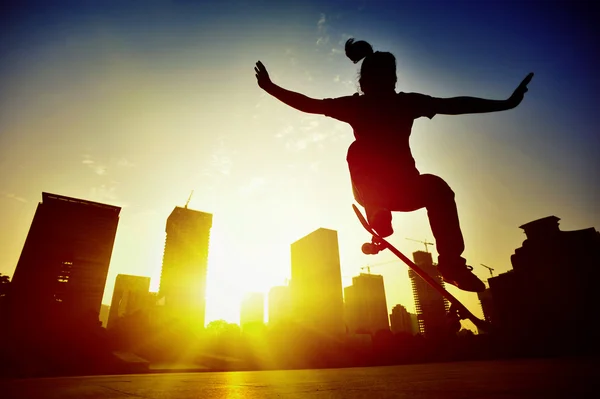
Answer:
[{"left": 352, "top": 204, "right": 490, "bottom": 333}]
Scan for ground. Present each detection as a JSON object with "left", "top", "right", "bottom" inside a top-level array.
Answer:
[{"left": 1, "top": 357, "right": 596, "bottom": 398}]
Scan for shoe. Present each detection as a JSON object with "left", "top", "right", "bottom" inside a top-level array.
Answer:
[
  {"left": 366, "top": 207, "right": 393, "bottom": 238},
  {"left": 437, "top": 259, "right": 486, "bottom": 293}
]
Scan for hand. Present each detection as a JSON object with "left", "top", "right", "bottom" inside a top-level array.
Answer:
[
  {"left": 255, "top": 61, "right": 273, "bottom": 91},
  {"left": 507, "top": 72, "right": 534, "bottom": 108}
]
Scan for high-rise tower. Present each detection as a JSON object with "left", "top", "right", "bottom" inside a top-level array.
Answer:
[
  {"left": 107, "top": 274, "right": 151, "bottom": 329},
  {"left": 159, "top": 206, "right": 212, "bottom": 329},
  {"left": 344, "top": 273, "right": 389, "bottom": 334},
  {"left": 290, "top": 228, "right": 344, "bottom": 336},
  {"left": 409, "top": 251, "right": 448, "bottom": 337},
  {"left": 10, "top": 192, "right": 120, "bottom": 329}
]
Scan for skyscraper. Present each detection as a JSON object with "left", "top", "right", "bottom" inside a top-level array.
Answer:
[
  {"left": 344, "top": 273, "right": 389, "bottom": 334},
  {"left": 159, "top": 206, "right": 212, "bottom": 329},
  {"left": 490, "top": 216, "right": 600, "bottom": 349},
  {"left": 290, "top": 228, "right": 344, "bottom": 337},
  {"left": 390, "top": 304, "right": 416, "bottom": 335},
  {"left": 409, "top": 251, "right": 448, "bottom": 337},
  {"left": 107, "top": 274, "right": 151, "bottom": 329},
  {"left": 268, "top": 285, "right": 291, "bottom": 326},
  {"left": 240, "top": 292, "right": 265, "bottom": 330},
  {"left": 10, "top": 192, "right": 120, "bottom": 329}
]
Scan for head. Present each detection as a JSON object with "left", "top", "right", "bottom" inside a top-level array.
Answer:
[{"left": 345, "top": 38, "right": 397, "bottom": 95}]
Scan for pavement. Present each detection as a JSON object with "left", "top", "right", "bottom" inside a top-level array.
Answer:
[{"left": 1, "top": 357, "right": 596, "bottom": 398}]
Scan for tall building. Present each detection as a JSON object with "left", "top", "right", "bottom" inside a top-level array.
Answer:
[
  {"left": 159, "top": 206, "right": 212, "bottom": 329},
  {"left": 240, "top": 292, "right": 265, "bottom": 330},
  {"left": 390, "top": 304, "right": 416, "bottom": 335},
  {"left": 290, "top": 228, "right": 344, "bottom": 337},
  {"left": 268, "top": 285, "right": 291, "bottom": 326},
  {"left": 490, "top": 216, "right": 600, "bottom": 350},
  {"left": 477, "top": 288, "right": 494, "bottom": 325},
  {"left": 409, "top": 251, "right": 448, "bottom": 338},
  {"left": 107, "top": 274, "right": 151, "bottom": 329},
  {"left": 344, "top": 273, "right": 389, "bottom": 334},
  {"left": 9, "top": 192, "right": 120, "bottom": 330},
  {"left": 99, "top": 304, "right": 110, "bottom": 328}
]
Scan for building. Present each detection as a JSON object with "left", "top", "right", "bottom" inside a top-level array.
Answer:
[
  {"left": 290, "top": 228, "right": 345, "bottom": 337},
  {"left": 159, "top": 206, "right": 212, "bottom": 329},
  {"left": 477, "top": 288, "right": 494, "bottom": 325},
  {"left": 99, "top": 304, "right": 110, "bottom": 328},
  {"left": 240, "top": 292, "right": 265, "bottom": 330},
  {"left": 344, "top": 273, "right": 389, "bottom": 334},
  {"left": 9, "top": 192, "right": 120, "bottom": 331},
  {"left": 489, "top": 216, "right": 600, "bottom": 350},
  {"left": 390, "top": 304, "right": 416, "bottom": 335},
  {"left": 268, "top": 285, "right": 291, "bottom": 326},
  {"left": 408, "top": 251, "right": 448, "bottom": 338},
  {"left": 107, "top": 274, "right": 151, "bottom": 329}
]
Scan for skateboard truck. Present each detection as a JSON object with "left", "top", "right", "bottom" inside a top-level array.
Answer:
[{"left": 361, "top": 236, "right": 384, "bottom": 255}]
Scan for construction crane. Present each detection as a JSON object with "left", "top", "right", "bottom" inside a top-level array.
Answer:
[
  {"left": 480, "top": 264, "right": 495, "bottom": 277},
  {"left": 406, "top": 238, "right": 434, "bottom": 253},
  {"left": 360, "top": 258, "right": 400, "bottom": 274},
  {"left": 184, "top": 190, "right": 194, "bottom": 209}
]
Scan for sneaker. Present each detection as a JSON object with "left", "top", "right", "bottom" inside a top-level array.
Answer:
[
  {"left": 437, "top": 259, "right": 486, "bottom": 293},
  {"left": 366, "top": 207, "right": 393, "bottom": 238}
]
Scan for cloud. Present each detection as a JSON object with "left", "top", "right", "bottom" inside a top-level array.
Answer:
[
  {"left": 89, "top": 184, "right": 120, "bottom": 205},
  {"left": 116, "top": 158, "right": 136, "bottom": 168},
  {"left": 82, "top": 154, "right": 107, "bottom": 176},
  {"left": 238, "top": 177, "right": 267, "bottom": 197},
  {"left": 316, "top": 13, "right": 330, "bottom": 47},
  {"left": 202, "top": 137, "right": 234, "bottom": 178},
  {"left": 2, "top": 192, "right": 27, "bottom": 203}
]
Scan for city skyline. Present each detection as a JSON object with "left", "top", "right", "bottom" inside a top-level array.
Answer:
[
  {"left": 1, "top": 1, "right": 598, "bottom": 327},
  {"left": 4, "top": 190, "right": 600, "bottom": 331}
]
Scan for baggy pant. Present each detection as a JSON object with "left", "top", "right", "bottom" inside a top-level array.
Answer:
[{"left": 352, "top": 172, "right": 465, "bottom": 262}]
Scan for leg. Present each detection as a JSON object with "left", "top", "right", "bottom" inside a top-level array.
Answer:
[
  {"left": 384, "top": 174, "right": 464, "bottom": 260},
  {"left": 386, "top": 174, "right": 485, "bottom": 292}
]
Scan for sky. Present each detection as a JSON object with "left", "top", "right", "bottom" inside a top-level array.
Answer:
[{"left": 1, "top": 0, "right": 598, "bottom": 329}]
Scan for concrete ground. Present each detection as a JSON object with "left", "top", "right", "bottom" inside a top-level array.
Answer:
[{"left": 1, "top": 357, "right": 596, "bottom": 398}]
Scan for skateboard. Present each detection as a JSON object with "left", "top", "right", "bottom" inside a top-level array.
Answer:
[{"left": 352, "top": 204, "right": 491, "bottom": 333}]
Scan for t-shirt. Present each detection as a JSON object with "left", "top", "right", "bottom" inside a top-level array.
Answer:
[{"left": 322, "top": 92, "right": 438, "bottom": 180}]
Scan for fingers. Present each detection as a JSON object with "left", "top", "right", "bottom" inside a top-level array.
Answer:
[
  {"left": 518, "top": 72, "right": 534, "bottom": 91},
  {"left": 255, "top": 60, "right": 266, "bottom": 73}
]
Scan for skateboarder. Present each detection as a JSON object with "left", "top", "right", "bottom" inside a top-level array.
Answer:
[{"left": 254, "top": 38, "right": 533, "bottom": 292}]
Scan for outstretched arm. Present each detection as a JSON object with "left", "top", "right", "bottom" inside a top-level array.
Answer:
[
  {"left": 255, "top": 61, "right": 325, "bottom": 114},
  {"left": 434, "top": 73, "right": 534, "bottom": 115}
]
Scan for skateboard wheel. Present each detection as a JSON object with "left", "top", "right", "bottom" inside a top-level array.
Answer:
[{"left": 362, "top": 243, "right": 377, "bottom": 254}]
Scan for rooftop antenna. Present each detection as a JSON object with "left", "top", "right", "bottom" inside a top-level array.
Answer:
[
  {"left": 406, "top": 238, "right": 434, "bottom": 253},
  {"left": 480, "top": 264, "right": 495, "bottom": 277},
  {"left": 185, "top": 190, "right": 194, "bottom": 209}
]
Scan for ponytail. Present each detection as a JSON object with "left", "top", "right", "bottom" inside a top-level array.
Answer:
[{"left": 345, "top": 38, "right": 373, "bottom": 64}]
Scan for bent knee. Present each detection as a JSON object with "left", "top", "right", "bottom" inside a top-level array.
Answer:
[{"left": 421, "top": 174, "right": 455, "bottom": 199}]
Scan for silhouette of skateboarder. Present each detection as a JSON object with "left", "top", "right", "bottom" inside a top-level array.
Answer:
[{"left": 255, "top": 38, "right": 533, "bottom": 292}]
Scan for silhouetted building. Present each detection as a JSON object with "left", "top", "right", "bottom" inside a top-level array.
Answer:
[
  {"left": 290, "top": 228, "right": 345, "bottom": 337},
  {"left": 344, "top": 273, "right": 389, "bottom": 334},
  {"left": 99, "top": 304, "right": 110, "bottom": 328},
  {"left": 9, "top": 192, "right": 120, "bottom": 332},
  {"left": 489, "top": 216, "right": 600, "bottom": 351},
  {"left": 477, "top": 288, "right": 494, "bottom": 325},
  {"left": 107, "top": 274, "right": 151, "bottom": 329},
  {"left": 390, "top": 304, "right": 416, "bottom": 335},
  {"left": 240, "top": 292, "right": 264, "bottom": 330},
  {"left": 409, "top": 251, "right": 448, "bottom": 338},
  {"left": 159, "top": 206, "right": 212, "bottom": 329},
  {"left": 268, "top": 285, "right": 291, "bottom": 326}
]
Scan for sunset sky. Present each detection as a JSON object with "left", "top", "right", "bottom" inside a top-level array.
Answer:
[{"left": 1, "top": 0, "right": 598, "bottom": 329}]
